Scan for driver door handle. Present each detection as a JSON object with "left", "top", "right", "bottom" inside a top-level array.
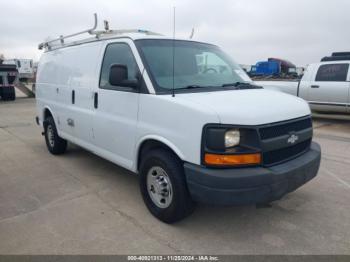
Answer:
[
  {"left": 71, "top": 90, "right": 75, "bottom": 104},
  {"left": 311, "top": 85, "right": 320, "bottom": 88},
  {"left": 94, "top": 92, "right": 98, "bottom": 109}
]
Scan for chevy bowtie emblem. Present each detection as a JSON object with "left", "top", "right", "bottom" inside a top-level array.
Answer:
[{"left": 287, "top": 134, "right": 299, "bottom": 144}]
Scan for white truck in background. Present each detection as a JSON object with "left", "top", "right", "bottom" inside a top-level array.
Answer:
[
  {"left": 3, "top": 59, "right": 34, "bottom": 81},
  {"left": 256, "top": 53, "right": 350, "bottom": 114}
]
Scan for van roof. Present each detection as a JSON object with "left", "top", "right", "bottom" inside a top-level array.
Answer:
[
  {"left": 41, "top": 32, "right": 212, "bottom": 52},
  {"left": 97, "top": 33, "right": 191, "bottom": 41}
]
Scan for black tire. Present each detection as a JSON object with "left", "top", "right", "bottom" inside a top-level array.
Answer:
[
  {"left": 139, "top": 149, "right": 195, "bottom": 223},
  {"left": 1, "top": 86, "right": 16, "bottom": 101},
  {"left": 44, "top": 116, "right": 67, "bottom": 155}
]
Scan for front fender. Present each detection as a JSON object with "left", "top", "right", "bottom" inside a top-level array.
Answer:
[{"left": 133, "top": 135, "right": 186, "bottom": 172}]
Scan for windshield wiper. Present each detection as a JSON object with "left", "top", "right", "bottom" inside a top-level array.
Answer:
[
  {"left": 222, "top": 82, "right": 263, "bottom": 89},
  {"left": 175, "top": 83, "right": 262, "bottom": 92},
  {"left": 177, "top": 85, "right": 208, "bottom": 90}
]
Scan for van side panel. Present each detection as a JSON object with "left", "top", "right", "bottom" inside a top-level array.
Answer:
[
  {"left": 36, "top": 42, "right": 103, "bottom": 144},
  {"left": 60, "top": 42, "right": 103, "bottom": 145},
  {"left": 36, "top": 53, "right": 62, "bottom": 127}
]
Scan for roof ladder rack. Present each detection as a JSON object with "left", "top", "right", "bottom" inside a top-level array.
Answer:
[
  {"left": 38, "top": 13, "right": 163, "bottom": 51},
  {"left": 38, "top": 13, "right": 98, "bottom": 50}
]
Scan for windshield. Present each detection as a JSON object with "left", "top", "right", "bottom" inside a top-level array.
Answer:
[{"left": 135, "top": 39, "right": 252, "bottom": 93}]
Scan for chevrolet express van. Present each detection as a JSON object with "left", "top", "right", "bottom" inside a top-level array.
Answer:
[{"left": 36, "top": 27, "right": 321, "bottom": 223}]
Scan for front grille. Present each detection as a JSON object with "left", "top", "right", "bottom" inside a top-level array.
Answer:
[
  {"left": 263, "top": 139, "right": 311, "bottom": 166},
  {"left": 259, "top": 117, "right": 312, "bottom": 140},
  {"left": 258, "top": 116, "right": 313, "bottom": 166}
]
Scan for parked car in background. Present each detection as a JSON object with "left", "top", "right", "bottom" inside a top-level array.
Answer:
[
  {"left": 3, "top": 58, "right": 34, "bottom": 81},
  {"left": 257, "top": 53, "right": 350, "bottom": 114}
]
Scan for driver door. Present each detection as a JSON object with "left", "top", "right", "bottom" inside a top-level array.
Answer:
[{"left": 92, "top": 41, "right": 141, "bottom": 170}]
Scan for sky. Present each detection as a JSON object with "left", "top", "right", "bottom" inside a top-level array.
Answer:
[{"left": 0, "top": 0, "right": 349, "bottom": 66}]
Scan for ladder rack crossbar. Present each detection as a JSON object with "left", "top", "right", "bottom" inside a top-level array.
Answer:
[
  {"left": 38, "top": 14, "right": 163, "bottom": 51},
  {"left": 94, "top": 29, "right": 163, "bottom": 36},
  {"left": 38, "top": 13, "right": 98, "bottom": 50}
]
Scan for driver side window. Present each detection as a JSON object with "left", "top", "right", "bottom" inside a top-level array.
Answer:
[{"left": 100, "top": 43, "right": 140, "bottom": 92}]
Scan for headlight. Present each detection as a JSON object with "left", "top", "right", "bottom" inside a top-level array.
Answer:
[
  {"left": 225, "top": 129, "right": 240, "bottom": 148},
  {"left": 203, "top": 125, "right": 261, "bottom": 167}
]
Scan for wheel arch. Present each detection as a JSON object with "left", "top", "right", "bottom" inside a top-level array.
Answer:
[
  {"left": 42, "top": 106, "right": 56, "bottom": 128},
  {"left": 135, "top": 136, "right": 185, "bottom": 172}
]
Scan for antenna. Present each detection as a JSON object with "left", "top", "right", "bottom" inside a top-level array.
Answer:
[
  {"left": 104, "top": 20, "right": 110, "bottom": 31},
  {"left": 172, "top": 6, "right": 176, "bottom": 97},
  {"left": 189, "top": 28, "right": 195, "bottom": 39}
]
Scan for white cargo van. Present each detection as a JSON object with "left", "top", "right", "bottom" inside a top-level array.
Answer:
[{"left": 36, "top": 17, "right": 321, "bottom": 223}]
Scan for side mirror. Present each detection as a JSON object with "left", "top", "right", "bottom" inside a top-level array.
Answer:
[{"left": 109, "top": 64, "right": 138, "bottom": 88}]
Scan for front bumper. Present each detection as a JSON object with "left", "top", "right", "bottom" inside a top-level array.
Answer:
[{"left": 184, "top": 142, "right": 321, "bottom": 205}]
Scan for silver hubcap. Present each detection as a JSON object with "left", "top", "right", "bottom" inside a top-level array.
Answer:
[
  {"left": 147, "top": 166, "right": 173, "bottom": 208},
  {"left": 47, "top": 125, "right": 55, "bottom": 147}
]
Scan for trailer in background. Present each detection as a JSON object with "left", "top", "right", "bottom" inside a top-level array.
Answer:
[
  {"left": 248, "top": 58, "right": 299, "bottom": 80},
  {"left": 3, "top": 59, "right": 34, "bottom": 81}
]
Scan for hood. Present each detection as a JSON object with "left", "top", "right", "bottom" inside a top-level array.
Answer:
[{"left": 177, "top": 89, "right": 310, "bottom": 125}]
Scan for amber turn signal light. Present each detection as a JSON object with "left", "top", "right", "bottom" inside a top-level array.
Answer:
[{"left": 204, "top": 153, "right": 261, "bottom": 166}]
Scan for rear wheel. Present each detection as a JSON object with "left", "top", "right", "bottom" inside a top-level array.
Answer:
[
  {"left": 139, "top": 149, "right": 195, "bottom": 223},
  {"left": 1, "top": 86, "right": 16, "bottom": 101},
  {"left": 44, "top": 116, "right": 67, "bottom": 155}
]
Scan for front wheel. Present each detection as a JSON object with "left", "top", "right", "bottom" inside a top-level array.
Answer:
[{"left": 139, "top": 149, "right": 195, "bottom": 223}]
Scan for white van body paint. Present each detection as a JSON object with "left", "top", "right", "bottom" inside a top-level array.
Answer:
[{"left": 36, "top": 34, "right": 311, "bottom": 173}]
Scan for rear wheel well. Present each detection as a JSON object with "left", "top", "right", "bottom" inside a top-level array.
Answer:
[
  {"left": 137, "top": 140, "right": 181, "bottom": 172},
  {"left": 43, "top": 108, "right": 53, "bottom": 120},
  {"left": 43, "top": 108, "right": 53, "bottom": 128}
]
